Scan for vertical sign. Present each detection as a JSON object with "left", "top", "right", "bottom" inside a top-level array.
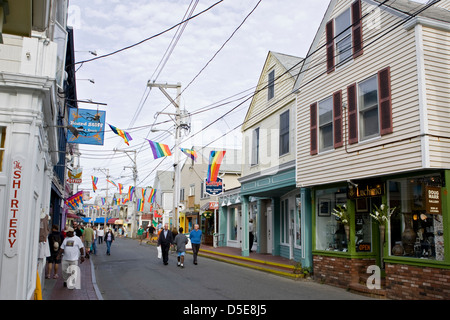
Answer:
[
  {"left": 5, "top": 159, "right": 24, "bottom": 258},
  {"left": 426, "top": 186, "right": 441, "bottom": 215}
]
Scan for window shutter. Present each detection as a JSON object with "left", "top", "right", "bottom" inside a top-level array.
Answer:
[
  {"left": 347, "top": 83, "right": 358, "bottom": 144},
  {"left": 333, "top": 90, "right": 343, "bottom": 148},
  {"left": 326, "top": 20, "right": 335, "bottom": 73},
  {"left": 352, "top": 0, "right": 363, "bottom": 59},
  {"left": 310, "top": 103, "right": 318, "bottom": 155},
  {"left": 378, "top": 67, "right": 393, "bottom": 135}
]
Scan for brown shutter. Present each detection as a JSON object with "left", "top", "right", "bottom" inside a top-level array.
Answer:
[
  {"left": 333, "top": 90, "right": 343, "bottom": 148},
  {"left": 310, "top": 103, "right": 318, "bottom": 155},
  {"left": 378, "top": 67, "right": 393, "bottom": 135},
  {"left": 326, "top": 20, "right": 335, "bottom": 73},
  {"left": 347, "top": 83, "right": 358, "bottom": 144},
  {"left": 352, "top": 0, "right": 363, "bottom": 59}
]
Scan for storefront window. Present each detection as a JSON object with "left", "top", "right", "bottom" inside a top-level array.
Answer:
[
  {"left": 295, "top": 198, "right": 301, "bottom": 247},
  {"left": 316, "top": 187, "right": 349, "bottom": 251},
  {"left": 388, "top": 175, "right": 444, "bottom": 260}
]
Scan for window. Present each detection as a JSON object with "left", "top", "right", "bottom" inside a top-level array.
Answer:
[
  {"left": 316, "top": 188, "right": 349, "bottom": 251},
  {"left": 326, "top": 0, "right": 363, "bottom": 73},
  {"left": 359, "top": 75, "right": 379, "bottom": 140},
  {"left": 229, "top": 208, "right": 238, "bottom": 241},
  {"left": 281, "top": 199, "right": 289, "bottom": 244},
  {"left": 268, "top": 70, "right": 275, "bottom": 100},
  {"left": 319, "top": 97, "right": 333, "bottom": 152},
  {"left": 279, "top": 110, "right": 290, "bottom": 155},
  {"left": 0, "top": 127, "right": 5, "bottom": 172},
  {"left": 388, "top": 175, "right": 444, "bottom": 260},
  {"left": 347, "top": 67, "right": 392, "bottom": 144},
  {"left": 180, "top": 188, "right": 185, "bottom": 202},
  {"left": 335, "top": 8, "right": 352, "bottom": 65},
  {"left": 251, "top": 128, "right": 260, "bottom": 166},
  {"left": 189, "top": 185, "right": 195, "bottom": 196}
]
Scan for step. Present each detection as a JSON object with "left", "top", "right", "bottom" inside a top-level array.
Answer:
[{"left": 194, "top": 249, "right": 307, "bottom": 279}]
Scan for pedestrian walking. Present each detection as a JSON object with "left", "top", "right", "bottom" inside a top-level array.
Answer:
[
  {"left": 173, "top": 227, "right": 189, "bottom": 268},
  {"left": 105, "top": 228, "right": 115, "bottom": 255},
  {"left": 91, "top": 226, "right": 97, "bottom": 255},
  {"left": 46, "top": 224, "right": 62, "bottom": 279},
  {"left": 97, "top": 226, "right": 104, "bottom": 244},
  {"left": 83, "top": 223, "right": 94, "bottom": 258},
  {"left": 189, "top": 224, "right": 202, "bottom": 265},
  {"left": 249, "top": 219, "right": 254, "bottom": 253},
  {"left": 157, "top": 223, "right": 173, "bottom": 265},
  {"left": 56, "top": 227, "right": 85, "bottom": 288},
  {"left": 137, "top": 225, "right": 145, "bottom": 245}
]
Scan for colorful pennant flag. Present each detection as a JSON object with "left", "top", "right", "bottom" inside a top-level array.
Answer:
[
  {"left": 137, "top": 199, "right": 144, "bottom": 212},
  {"left": 206, "top": 150, "right": 226, "bottom": 183},
  {"left": 147, "top": 140, "right": 172, "bottom": 159},
  {"left": 107, "top": 179, "right": 118, "bottom": 189},
  {"left": 181, "top": 148, "right": 198, "bottom": 161},
  {"left": 109, "top": 124, "right": 133, "bottom": 146},
  {"left": 65, "top": 191, "right": 84, "bottom": 210},
  {"left": 147, "top": 188, "right": 156, "bottom": 203},
  {"left": 128, "top": 186, "right": 135, "bottom": 201},
  {"left": 91, "top": 176, "right": 98, "bottom": 192}
]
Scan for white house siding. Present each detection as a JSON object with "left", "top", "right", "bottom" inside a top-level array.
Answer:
[
  {"left": 242, "top": 53, "right": 298, "bottom": 178},
  {"left": 422, "top": 25, "right": 450, "bottom": 168},
  {"left": 296, "top": 0, "right": 425, "bottom": 187}
]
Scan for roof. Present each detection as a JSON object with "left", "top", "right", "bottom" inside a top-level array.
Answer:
[
  {"left": 373, "top": 0, "right": 450, "bottom": 23},
  {"left": 271, "top": 51, "right": 304, "bottom": 78}
]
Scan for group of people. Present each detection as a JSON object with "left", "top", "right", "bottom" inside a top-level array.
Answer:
[
  {"left": 157, "top": 223, "right": 203, "bottom": 268},
  {"left": 46, "top": 222, "right": 115, "bottom": 288}
]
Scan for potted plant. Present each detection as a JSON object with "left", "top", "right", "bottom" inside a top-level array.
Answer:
[
  {"left": 332, "top": 204, "right": 350, "bottom": 241},
  {"left": 370, "top": 203, "right": 396, "bottom": 244}
]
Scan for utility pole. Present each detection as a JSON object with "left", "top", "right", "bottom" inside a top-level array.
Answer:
[
  {"left": 148, "top": 81, "right": 188, "bottom": 229},
  {"left": 114, "top": 149, "right": 138, "bottom": 237},
  {"left": 94, "top": 168, "right": 110, "bottom": 232}
]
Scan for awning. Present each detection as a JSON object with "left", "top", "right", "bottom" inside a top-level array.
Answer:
[
  {"left": 94, "top": 217, "right": 106, "bottom": 224},
  {"left": 82, "top": 217, "right": 93, "bottom": 223},
  {"left": 107, "top": 218, "right": 124, "bottom": 224}
]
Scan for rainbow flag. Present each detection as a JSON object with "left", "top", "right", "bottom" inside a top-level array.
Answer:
[
  {"left": 118, "top": 183, "right": 123, "bottom": 194},
  {"left": 137, "top": 199, "right": 144, "bottom": 212},
  {"left": 206, "top": 150, "right": 226, "bottom": 183},
  {"left": 109, "top": 124, "right": 133, "bottom": 146},
  {"left": 91, "top": 176, "right": 98, "bottom": 192},
  {"left": 107, "top": 179, "right": 118, "bottom": 189},
  {"left": 65, "top": 191, "right": 84, "bottom": 210},
  {"left": 128, "top": 186, "right": 135, "bottom": 201},
  {"left": 147, "top": 140, "right": 172, "bottom": 159},
  {"left": 181, "top": 148, "right": 198, "bottom": 161},
  {"left": 147, "top": 188, "right": 156, "bottom": 203}
]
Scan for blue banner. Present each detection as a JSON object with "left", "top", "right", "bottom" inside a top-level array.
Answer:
[{"left": 67, "top": 108, "right": 106, "bottom": 145}]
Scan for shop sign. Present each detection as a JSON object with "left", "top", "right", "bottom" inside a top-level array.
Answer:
[
  {"left": 205, "top": 177, "right": 223, "bottom": 196},
  {"left": 209, "top": 202, "right": 219, "bottom": 210},
  {"left": 67, "top": 167, "right": 82, "bottom": 184},
  {"left": 67, "top": 107, "right": 106, "bottom": 145},
  {"left": 426, "top": 186, "right": 441, "bottom": 215},
  {"left": 5, "top": 159, "right": 24, "bottom": 258},
  {"left": 348, "top": 182, "right": 385, "bottom": 199}
]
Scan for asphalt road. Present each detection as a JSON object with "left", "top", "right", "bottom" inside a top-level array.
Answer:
[{"left": 91, "top": 237, "right": 372, "bottom": 301}]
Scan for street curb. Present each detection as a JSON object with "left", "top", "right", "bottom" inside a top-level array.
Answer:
[{"left": 90, "top": 258, "right": 104, "bottom": 300}]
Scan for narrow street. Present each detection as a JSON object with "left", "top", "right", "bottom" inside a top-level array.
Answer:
[{"left": 92, "top": 237, "right": 372, "bottom": 300}]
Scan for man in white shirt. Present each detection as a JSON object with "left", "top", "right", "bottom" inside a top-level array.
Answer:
[{"left": 57, "top": 226, "right": 85, "bottom": 288}]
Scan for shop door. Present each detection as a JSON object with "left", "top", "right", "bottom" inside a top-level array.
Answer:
[
  {"left": 267, "top": 206, "right": 273, "bottom": 254},
  {"left": 289, "top": 209, "right": 295, "bottom": 260}
]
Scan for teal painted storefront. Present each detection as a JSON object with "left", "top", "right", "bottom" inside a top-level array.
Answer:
[{"left": 219, "top": 162, "right": 312, "bottom": 268}]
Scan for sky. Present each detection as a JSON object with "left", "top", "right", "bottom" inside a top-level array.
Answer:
[{"left": 69, "top": 0, "right": 332, "bottom": 198}]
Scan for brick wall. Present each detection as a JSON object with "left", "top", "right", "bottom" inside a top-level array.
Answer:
[
  {"left": 313, "top": 255, "right": 375, "bottom": 289},
  {"left": 386, "top": 263, "right": 450, "bottom": 300}
]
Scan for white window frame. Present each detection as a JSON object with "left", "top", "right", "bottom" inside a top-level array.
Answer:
[
  {"left": 268, "top": 69, "right": 275, "bottom": 100},
  {"left": 358, "top": 74, "right": 380, "bottom": 141},
  {"left": 318, "top": 96, "right": 333, "bottom": 152},
  {"left": 251, "top": 127, "right": 260, "bottom": 166},
  {"left": 335, "top": 8, "right": 352, "bottom": 66},
  {"left": 279, "top": 110, "right": 290, "bottom": 156}
]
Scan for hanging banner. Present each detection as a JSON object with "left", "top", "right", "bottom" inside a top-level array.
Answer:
[{"left": 67, "top": 108, "right": 106, "bottom": 145}]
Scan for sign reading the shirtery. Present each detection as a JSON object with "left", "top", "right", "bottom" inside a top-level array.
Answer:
[
  {"left": 5, "top": 159, "right": 24, "bottom": 258},
  {"left": 67, "top": 108, "right": 106, "bottom": 145}
]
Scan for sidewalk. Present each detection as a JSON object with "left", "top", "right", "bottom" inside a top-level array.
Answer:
[{"left": 42, "top": 257, "right": 102, "bottom": 300}]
